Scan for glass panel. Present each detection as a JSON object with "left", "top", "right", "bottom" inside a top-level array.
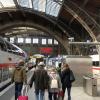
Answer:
[
  {"left": 18, "top": 0, "right": 32, "bottom": 8},
  {"left": 48, "top": 39, "right": 52, "bottom": 44},
  {"left": 54, "top": 39, "right": 58, "bottom": 45},
  {"left": 32, "top": 0, "right": 39, "bottom": 10},
  {"left": 32, "top": 0, "right": 46, "bottom": 11},
  {"left": 46, "top": 0, "right": 61, "bottom": 16},
  {"left": 33, "top": 38, "right": 38, "bottom": 44},
  {"left": 0, "top": 2, "right": 3, "bottom": 8},
  {"left": 0, "top": 0, "right": 15, "bottom": 7},
  {"left": 25, "top": 38, "right": 31, "bottom": 43},
  {"left": 51, "top": 4, "right": 60, "bottom": 16},
  {"left": 29, "top": 0, "right": 32, "bottom": 8},
  {"left": 18, "top": 38, "right": 24, "bottom": 43},
  {"left": 42, "top": 39, "right": 46, "bottom": 45},
  {"left": 38, "top": 0, "right": 46, "bottom": 12},
  {"left": 17, "top": 0, "right": 63, "bottom": 17},
  {"left": 45, "top": 0, "right": 53, "bottom": 15},
  {"left": 10, "top": 37, "right": 14, "bottom": 43}
]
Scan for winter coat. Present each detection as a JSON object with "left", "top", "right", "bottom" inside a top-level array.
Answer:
[
  {"left": 48, "top": 72, "right": 62, "bottom": 93},
  {"left": 61, "top": 68, "right": 72, "bottom": 88},
  {"left": 11, "top": 67, "right": 27, "bottom": 84},
  {"left": 30, "top": 68, "right": 49, "bottom": 91}
]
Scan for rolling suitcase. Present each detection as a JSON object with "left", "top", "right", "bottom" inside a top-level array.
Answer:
[{"left": 18, "top": 96, "right": 28, "bottom": 100}]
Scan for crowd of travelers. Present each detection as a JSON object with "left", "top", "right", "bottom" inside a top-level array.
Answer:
[{"left": 11, "top": 60, "right": 75, "bottom": 100}]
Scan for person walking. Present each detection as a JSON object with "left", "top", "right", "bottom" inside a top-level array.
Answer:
[
  {"left": 48, "top": 67, "right": 62, "bottom": 100},
  {"left": 61, "top": 63, "right": 75, "bottom": 100},
  {"left": 56, "top": 63, "right": 62, "bottom": 77},
  {"left": 11, "top": 61, "right": 27, "bottom": 100},
  {"left": 29, "top": 62, "right": 49, "bottom": 100}
]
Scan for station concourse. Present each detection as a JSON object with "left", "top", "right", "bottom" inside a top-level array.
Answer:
[
  {"left": 0, "top": 0, "right": 100, "bottom": 100},
  {"left": 0, "top": 68, "right": 99, "bottom": 100}
]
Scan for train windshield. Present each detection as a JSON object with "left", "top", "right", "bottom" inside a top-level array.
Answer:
[{"left": 0, "top": 37, "right": 7, "bottom": 51}]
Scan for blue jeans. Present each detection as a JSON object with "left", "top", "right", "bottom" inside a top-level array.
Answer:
[
  {"left": 15, "top": 82, "right": 23, "bottom": 100},
  {"left": 35, "top": 90, "right": 45, "bottom": 100}
]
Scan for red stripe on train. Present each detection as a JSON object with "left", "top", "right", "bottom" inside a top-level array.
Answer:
[
  {"left": 0, "top": 63, "right": 17, "bottom": 67},
  {"left": 92, "top": 67, "right": 100, "bottom": 70}
]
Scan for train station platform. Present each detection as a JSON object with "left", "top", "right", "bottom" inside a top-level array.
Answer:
[
  {"left": 0, "top": 68, "right": 100, "bottom": 100},
  {"left": 27, "top": 86, "right": 100, "bottom": 100},
  {"left": 8, "top": 86, "right": 100, "bottom": 100}
]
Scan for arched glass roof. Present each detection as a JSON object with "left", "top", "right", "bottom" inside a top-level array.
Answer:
[
  {"left": 0, "top": 0, "right": 63, "bottom": 17},
  {"left": 0, "top": 0, "right": 15, "bottom": 8}
]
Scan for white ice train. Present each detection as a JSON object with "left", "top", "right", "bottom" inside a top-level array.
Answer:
[
  {"left": 90, "top": 54, "right": 100, "bottom": 75},
  {"left": 0, "top": 37, "right": 27, "bottom": 89}
]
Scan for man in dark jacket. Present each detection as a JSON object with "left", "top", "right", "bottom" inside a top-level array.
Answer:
[{"left": 30, "top": 62, "right": 49, "bottom": 100}]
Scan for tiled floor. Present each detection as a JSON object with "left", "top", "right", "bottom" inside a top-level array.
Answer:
[{"left": 27, "top": 86, "right": 100, "bottom": 100}]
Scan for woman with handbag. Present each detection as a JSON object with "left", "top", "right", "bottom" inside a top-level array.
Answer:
[{"left": 61, "top": 63, "right": 75, "bottom": 100}]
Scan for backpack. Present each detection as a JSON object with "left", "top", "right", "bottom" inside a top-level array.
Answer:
[{"left": 50, "top": 74, "right": 58, "bottom": 89}]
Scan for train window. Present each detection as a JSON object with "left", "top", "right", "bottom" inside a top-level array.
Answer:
[
  {"left": 93, "top": 61, "right": 99, "bottom": 67},
  {"left": 11, "top": 46, "right": 19, "bottom": 55},
  {"left": 2, "top": 68, "right": 9, "bottom": 81},
  {"left": 0, "top": 38, "right": 7, "bottom": 51},
  {"left": 11, "top": 45, "right": 17, "bottom": 50},
  {"left": 5, "top": 42, "right": 12, "bottom": 53},
  {"left": 11, "top": 44, "right": 24, "bottom": 56}
]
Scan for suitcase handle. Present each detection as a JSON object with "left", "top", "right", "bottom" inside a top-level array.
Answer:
[{"left": 21, "top": 85, "right": 29, "bottom": 96}]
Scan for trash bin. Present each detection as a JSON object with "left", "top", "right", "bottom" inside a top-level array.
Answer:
[{"left": 83, "top": 75, "right": 97, "bottom": 96}]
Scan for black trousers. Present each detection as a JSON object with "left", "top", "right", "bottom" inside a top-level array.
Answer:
[
  {"left": 15, "top": 82, "right": 23, "bottom": 100},
  {"left": 49, "top": 92, "right": 58, "bottom": 100},
  {"left": 62, "top": 86, "right": 71, "bottom": 100}
]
